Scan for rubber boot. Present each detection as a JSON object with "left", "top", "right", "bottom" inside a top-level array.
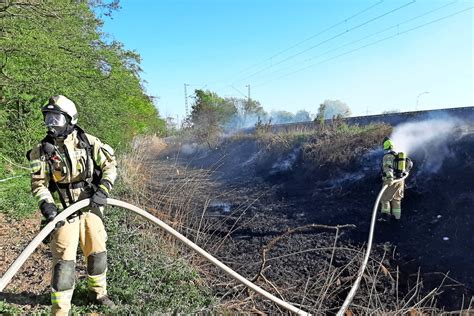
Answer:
[
  {"left": 378, "top": 212, "right": 391, "bottom": 222},
  {"left": 88, "top": 292, "right": 117, "bottom": 309},
  {"left": 96, "top": 295, "right": 117, "bottom": 309}
]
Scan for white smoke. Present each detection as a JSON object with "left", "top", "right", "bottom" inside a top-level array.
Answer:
[
  {"left": 270, "top": 148, "right": 299, "bottom": 174},
  {"left": 181, "top": 143, "right": 199, "bottom": 156},
  {"left": 390, "top": 116, "right": 464, "bottom": 173}
]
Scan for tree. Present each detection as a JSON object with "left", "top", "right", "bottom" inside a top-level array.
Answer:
[
  {"left": 225, "top": 97, "right": 267, "bottom": 129},
  {"left": 270, "top": 110, "right": 295, "bottom": 124},
  {"left": 0, "top": 0, "right": 166, "bottom": 160},
  {"left": 243, "top": 99, "right": 266, "bottom": 124},
  {"left": 189, "top": 89, "right": 237, "bottom": 147},
  {"left": 294, "top": 110, "right": 311, "bottom": 122},
  {"left": 315, "top": 104, "right": 326, "bottom": 128},
  {"left": 320, "top": 100, "right": 351, "bottom": 119}
]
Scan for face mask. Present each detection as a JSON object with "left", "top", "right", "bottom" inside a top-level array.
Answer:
[
  {"left": 44, "top": 112, "right": 67, "bottom": 127},
  {"left": 44, "top": 112, "right": 68, "bottom": 138}
]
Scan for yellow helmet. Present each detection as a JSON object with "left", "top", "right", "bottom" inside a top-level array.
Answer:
[{"left": 383, "top": 137, "right": 394, "bottom": 150}]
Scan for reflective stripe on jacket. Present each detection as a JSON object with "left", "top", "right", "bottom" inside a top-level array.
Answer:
[{"left": 29, "top": 130, "right": 117, "bottom": 208}]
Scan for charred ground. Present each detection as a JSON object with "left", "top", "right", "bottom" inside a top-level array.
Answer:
[
  {"left": 167, "top": 119, "right": 474, "bottom": 313},
  {"left": 2, "top": 114, "right": 472, "bottom": 314}
]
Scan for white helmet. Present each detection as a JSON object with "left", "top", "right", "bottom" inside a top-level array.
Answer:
[{"left": 42, "top": 95, "right": 78, "bottom": 124}]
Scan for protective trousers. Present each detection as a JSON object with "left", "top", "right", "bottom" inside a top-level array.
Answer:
[
  {"left": 50, "top": 209, "right": 107, "bottom": 316},
  {"left": 380, "top": 180, "right": 404, "bottom": 219}
]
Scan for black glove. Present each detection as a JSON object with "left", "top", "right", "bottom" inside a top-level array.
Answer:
[
  {"left": 40, "top": 218, "right": 65, "bottom": 232},
  {"left": 39, "top": 202, "right": 63, "bottom": 244},
  {"left": 90, "top": 187, "right": 108, "bottom": 208},
  {"left": 40, "top": 201, "right": 58, "bottom": 223}
]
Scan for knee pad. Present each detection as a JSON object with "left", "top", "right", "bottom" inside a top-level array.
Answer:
[
  {"left": 52, "top": 260, "right": 76, "bottom": 291},
  {"left": 87, "top": 251, "right": 107, "bottom": 275}
]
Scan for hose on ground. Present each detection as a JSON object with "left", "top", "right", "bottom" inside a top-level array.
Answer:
[
  {"left": 0, "top": 198, "right": 310, "bottom": 316},
  {"left": 337, "top": 175, "right": 408, "bottom": 316}
]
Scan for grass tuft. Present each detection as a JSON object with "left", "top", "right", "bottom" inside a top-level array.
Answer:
[{"left": 0, "top": 160, "right": 37, "bottom": 218}]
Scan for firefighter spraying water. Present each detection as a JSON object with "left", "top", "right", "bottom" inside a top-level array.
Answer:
[{"left": 379, "top": 137, "right": 413, "bottom": 222}]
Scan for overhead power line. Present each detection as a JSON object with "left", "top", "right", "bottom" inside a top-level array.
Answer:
[
  {"left": 253, "top": 6, "right": 473, "bottom": 88},
  {"left": 259, "top": 0, "right": 458, "bottom": 79},
  {"left": 231, "top": 0, "right": 385, "bottom": 77},
  {"left": 231, "top": 0, "right": 416, "bottom": 85},
  {"left": 229, "top": 85, "right": 247, "bottom": 98},
  {"left": 207, "top": 1, "right": 384, "bottom": 88}
]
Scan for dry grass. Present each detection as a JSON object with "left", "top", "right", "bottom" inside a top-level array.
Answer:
[
  {"left": 211, "top": 223, "right": 449, "bottom": 315},
  {"left": 117, "top": 135, "right": 218, "bottom": 250},
  {"left": 254, "top": 124, "right": 315, "bottom": 151},
  {"left": 303, "top": 123, "right": 392, "bottom": 167},
  {"left": 229, "top": 121, "right": 390, "bottom": 161},
  {"left": 116, "top": 133, "right": 459, "bottom": 315}
]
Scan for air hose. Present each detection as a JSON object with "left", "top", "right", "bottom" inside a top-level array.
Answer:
[
  {"left": 337, "top": 175, "right": 408, "bottom": 316},
  {"left": 0, "top": 198, "right": 310, "bottom": 316}
]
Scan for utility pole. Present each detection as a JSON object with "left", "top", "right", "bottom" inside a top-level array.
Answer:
[
  {"left": 184, "top": 83, "right": 190, "bottom": 117},
  {"left": 245, "top": 84, "right": 251, "bottom": 103}
]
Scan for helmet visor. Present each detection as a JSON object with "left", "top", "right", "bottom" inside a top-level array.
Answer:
[{"left": 44, "top": 112, "right": 67, "bottom": 127}]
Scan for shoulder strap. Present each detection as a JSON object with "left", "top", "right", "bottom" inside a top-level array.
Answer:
[
  {"left": 74, "top": 125, "right": 91, "bottom": 150},
  {"left": 75, "top": 125, "right": 92, "bottom": 176},
  {"left": 39, "top": 136, "right": 68, "bottom": 209},
  {"left": 381, "top": 151, "right": 396, "bottom": 176},
  {"left": 74, "top": 125, "right": 101, "bottom": 186}
]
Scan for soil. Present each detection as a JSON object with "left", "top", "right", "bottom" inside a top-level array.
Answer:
[
  {"left": 0, "top": 212, "right": 51, "bottom": 309},
  {"left": 170, "top": 130, "right": 474, "bottom": 313},
  {"left": 2, "top": 128, "right": 472, "bottom": 314},
  {"left": 0, "top": 211, "right": 89, "bottom": 311}
]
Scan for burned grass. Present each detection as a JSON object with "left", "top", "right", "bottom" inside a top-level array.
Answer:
[
  {"left": 165, "top": 122, "right": 472, "bottom": 314},
  {"left": 302, "top": 122, "right": 392, "bottom": 169}
]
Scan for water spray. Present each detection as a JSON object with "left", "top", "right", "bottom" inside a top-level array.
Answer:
[{"left": 390, "top": 116, "right": 466, "bottom": 173}]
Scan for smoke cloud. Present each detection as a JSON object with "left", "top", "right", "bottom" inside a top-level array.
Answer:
[
  {"left": 390, "top": 115, "right": 465, "bottom": 173},
  {"left": 181, "top": 143, "right": 199, "bottom": 156},
  {"left": 270, "top": 148, "right": 299, "bottom": 174},
  {"left": 224, "top": 111, "right": 313, "bottom": 132}
]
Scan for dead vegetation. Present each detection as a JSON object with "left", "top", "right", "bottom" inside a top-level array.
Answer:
[
  {"left": 254, "top": 122, "right": 315, "bottom": 151},
  {"left": 303, "top": 122, "right": 392, "bottom": 168},
  {"left": 228, "top": 120, "right": 391, "bottom": 169},
  {"left": 112, "top": 133, "right": 471, "bottom": 315}
]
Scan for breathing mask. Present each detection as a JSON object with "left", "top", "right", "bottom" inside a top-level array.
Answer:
[{"left": 44, "top": 112, "right": 69, "bottom": 138}]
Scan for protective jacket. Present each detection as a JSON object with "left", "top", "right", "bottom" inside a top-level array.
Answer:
[
  {"left": 381, "top": 150, "right": 412, "bottom": 182},
  {"left": 380, "top": 150, "right": 412, "bottom": 220},
  {"left": 29, "top": 128, "right": 117, "bottom": 207},
  {"left": 28, "top": 128, "right": 117, "bottom": 316}
]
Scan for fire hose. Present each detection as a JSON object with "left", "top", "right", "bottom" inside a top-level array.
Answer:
[
  {"left": 0, "top": 198, "right": 310, "bottom": 316},
  {"left": 337, "top": 175, "right": 408, "bottom": 316}
]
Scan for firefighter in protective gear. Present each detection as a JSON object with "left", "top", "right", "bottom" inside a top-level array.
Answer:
[
  {"left": 27, "top": 95, "right": 118, "bottom": 315},
  {"left": 380, "top": 137, "right": 412, "bottom": 221}
]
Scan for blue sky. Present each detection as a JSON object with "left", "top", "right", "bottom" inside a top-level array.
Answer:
[{"left": 101, "top": 0, "right": 473, "bottom": 122}]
